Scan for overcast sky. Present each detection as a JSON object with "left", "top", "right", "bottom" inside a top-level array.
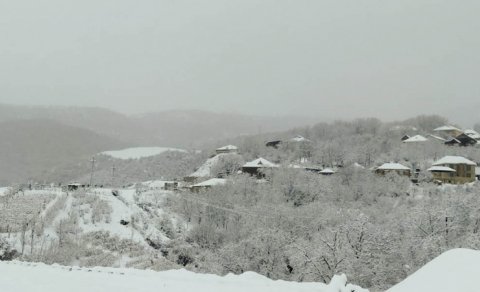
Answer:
[{"left": 0, "top": 0, "right": 479, "bottom": 123}]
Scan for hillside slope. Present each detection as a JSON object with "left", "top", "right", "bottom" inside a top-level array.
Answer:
[{"left": 0, "top": 119, "right": 127, "bottom": 184}]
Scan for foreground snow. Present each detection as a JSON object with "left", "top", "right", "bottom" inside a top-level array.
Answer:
[
  {"left": 388, "top": 248, "right": 480, "bottom": 292},
  {"left": 0, "top": 261, "right": 367, "bottom": 292},
  {"left": 101, "top": 147, "right": 186, "bottom": 160}
]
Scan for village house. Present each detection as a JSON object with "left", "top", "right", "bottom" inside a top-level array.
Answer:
[
  {"left": 455, "top": 133, "right": 478, "bottom": 147},
  {"left": 242, "top": 158, "right": 279, "bottom": 177},
  {"left": 430, "top": 156, "right": 477, "bottom": 184},
  {"left": 215, "top": 145, "right": 238, "bottom": 155},
  {"left": 434, "top": 125, "right": 463, "bottom": 138},
  {"left": 190, "top": 178, "right": 227, "bottom": 192},
  {"left": 375, "top": 163, "right": 411, "bottom": 177}
]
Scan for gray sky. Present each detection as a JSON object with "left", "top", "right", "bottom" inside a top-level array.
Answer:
[{"left": 1, "top": 0, "right": 479, "bottom": 123}]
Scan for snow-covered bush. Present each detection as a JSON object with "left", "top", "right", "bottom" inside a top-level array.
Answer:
[{"left": 0, "top": 238, "right": 18, "bottom": 261}]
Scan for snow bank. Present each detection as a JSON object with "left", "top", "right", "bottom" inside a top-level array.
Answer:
[
  {"left": 388, "top": 248, "right": 480, "bottom": 292},
  {"left": 101, "top": 147, "right": 186, "bottom": 160},
  {"left": 0, "top": 261, "right": 366, "bottom": 292}
]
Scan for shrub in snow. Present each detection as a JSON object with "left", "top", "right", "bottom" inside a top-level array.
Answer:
[{"left": 0, "top": 238, "right": 18, "bottom": 261}]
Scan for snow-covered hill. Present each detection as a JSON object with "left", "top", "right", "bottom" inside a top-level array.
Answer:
[
  {"left": 0, "top": 187, "right": 178, "bottom": 268},
  {"left": 0, "top": 261, "right": 366, "bottom": 292},
  {"left": 388, "top": 248, "right": 480, "bottom": 292},
  {"left": 101, "top": 147, "right": 187, "bottom": 160}
]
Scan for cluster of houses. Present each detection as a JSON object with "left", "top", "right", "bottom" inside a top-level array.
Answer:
[
  {"left": 375, "top": 156, "right": 479, "bottom": 185},
  {"left": 179, "top": 126, "right": 480, "bottom": 191},
  {"left": 383, "top": 125, "right": 480, "bottom": 184},
  {"left": 402, "top": 125, "right": 480, "bottom": 147}
]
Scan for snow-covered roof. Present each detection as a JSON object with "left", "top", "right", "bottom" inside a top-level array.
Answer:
[
  {"left": 428, "top": 134, "right": 446, "bottom": 142},
  {"left": 388, "top": 249, "right": 480, "bottom": 292},
  {"left": 403, "top": 135, "right": 428, "bottom": 143},
  {"left": 192, "top": 178, "right": 227, "bottom": 187},
  {"left": 432, "top": 156, "right": 477, "bottom": 166},
  {"left": 427, "top": 166, "right": 456, "bottom": 172},
  {"left": 434, "top": 125, "right": 462, "bottom": 132},
  {"left": 216, "top": 145, "right": 238, "bottom": 151},
  {"left": 319, "top": 168, "right": 335, "bottom": 174},
  {"left": 353, "top": 162, "right": 365, "bottom": 169},
  {"left": 377, "top": 163, "right": 410, "bottom": 171},
  {"left": 290, "top": 135, "right": 311, "bottom": 142},
  {"left": 243, "top": 158, "right": 279, "bottom": 168},
  {"left": 464, "top": 129, "right": 480, "bottom": 139}
]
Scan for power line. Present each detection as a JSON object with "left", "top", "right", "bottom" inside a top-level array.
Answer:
[{"left": 177, "top": 193, "right": 321, "bottom": 221}]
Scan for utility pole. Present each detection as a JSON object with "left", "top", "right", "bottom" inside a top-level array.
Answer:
[
  {"left": 89, "top": 157, "right": 96, "bottom": 187},
  {"left": 111, "top": 164, "right": 116, "bottom": 187}
]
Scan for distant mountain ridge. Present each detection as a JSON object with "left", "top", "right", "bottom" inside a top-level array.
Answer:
[{"left": 0, "top": 104, "right": 317, "bottom": 148}]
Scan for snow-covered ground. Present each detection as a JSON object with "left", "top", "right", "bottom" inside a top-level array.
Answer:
[
  {"left": 388, "top": 248, "right": 480, "bottom": 292},
  {"left": 0, "top": 261, "right": 367, "bottom": 292},
  {"left": 0, "top": 187, "right": 9, "bottom": 196},
  {"left": 101, "top": 147, "right": 186, "bottom": 160}
]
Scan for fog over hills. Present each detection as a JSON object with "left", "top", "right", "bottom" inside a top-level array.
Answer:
[
  {"left": 0, "top": 119, "right": 127, "bottom": 185},
  {"left": 0, "top": 104, "right": 316, "bottom": 184},
  {"left": 0, "top": 104, "right": 317, "bottom": 147}
]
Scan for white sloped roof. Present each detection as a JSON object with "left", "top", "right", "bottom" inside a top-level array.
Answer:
[
  {"left": 403, "top": 135, "right": 428, "bottom": 143},
  {"left": 464, "top": 129, "right": 480, "bottom": 139},
  {"left": 319, "top": 168, "right": 335, "bottom": 174},
  {"left": 216, "top": 145, "right": 238, "bottom": 151},
  {"left": 427, "top": 166, "right": 456, "bottom": 172},
  {"left": 428, "top": 134, "right": 446, "bottom": 142},
  {"left": 192, "top": 178, "right": 227, "bottom": 187},
  {"left": 243, "top": 158, "right": 279, "bottom": 168},
  {"left": 377, "top": 163, "right": 410, "bottom": 171},
  {"left": 290, "top": 135, "right": 311, "bottom": 142},
  {"left": 434, "top": 125, "right": 462, "bottom": 132},
  {"left": 433, "top": 156, "right": 477, "bottom": 166}
]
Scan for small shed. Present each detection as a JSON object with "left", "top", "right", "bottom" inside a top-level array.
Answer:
[
  {"left": 319, "top": 168, "right": 335, "bottom": 176},
  {"left": 403, "top": 135, "right": 428, "bottom": 143},
  {"left": 67, "top": 183, "right": 84, "bottom": 192},
  {"left": 266, "top": 140, "right": 282, "bottom": 148},
  {"left": 216, "top": 145, "right": 238, "bottom": 154}
]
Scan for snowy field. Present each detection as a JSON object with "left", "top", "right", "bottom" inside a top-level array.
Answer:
[
  {"left": 101, "top": 147, "right": 186, "bottom": 160},
  {"left": 0, "top": 261, "right": 366, "bottom": 292}
]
